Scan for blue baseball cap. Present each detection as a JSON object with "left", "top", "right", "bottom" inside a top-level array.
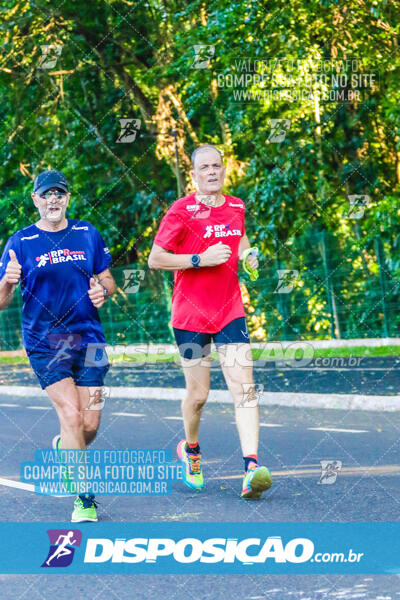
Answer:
[{"left": 33, "top": 170, "right": 69, "bottom": 195}]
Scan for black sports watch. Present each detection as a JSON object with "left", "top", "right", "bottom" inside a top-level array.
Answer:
[{"left": 191, "top": 254, "right": 201, "bottom": 268}]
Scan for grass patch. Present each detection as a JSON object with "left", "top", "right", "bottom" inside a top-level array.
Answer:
[
  {"left": 110, "top": 344, "right": 400, "bottom": 364},
  {"left": 0, "top": 356, "right": 30, "bottom": 364},
  {"left": 0, "top": 344, "right": 398, "bottom": 366},
  {"left": 110, "top": 352, "right": 180, "bottom": 364},
  {"left": 254, "top": 344, "right": 400, "bottom": 361}
]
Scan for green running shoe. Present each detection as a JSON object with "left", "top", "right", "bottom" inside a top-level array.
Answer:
[
  {"left": 241, "top": 462, "right": 272, "bottom": 499},
  {"left": 177, "top": 439, "right": 204, "bottom": 490},
  {"left": 52, "top": 434, "right": 62, "bottom": 456},
  {"left": 71, "top": 494, "right": 98, "bottom": 522},
  {"left": 51, "top": 434, "right": 76, "bottom": 496}
]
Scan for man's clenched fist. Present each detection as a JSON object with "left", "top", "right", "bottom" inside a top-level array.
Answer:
[
  {"left": 88, "top": 276, "right": 106, "bottom": 308},
  {"left": 245, "top": 252, "right": 259, "bottom": 271},
  {"left": 5, "top": 249, "right": 22, "bottom": 285},
  {"left": 200, "top": 242, "right": 232, "bottom": 267}
]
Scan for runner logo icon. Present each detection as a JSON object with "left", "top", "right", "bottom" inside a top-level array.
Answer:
[
  {"left": 41, "top": 529, "right": 82, "bottom": 568},
  {"left": 37, "top": 253, "right": 50, "bottom": 267}
]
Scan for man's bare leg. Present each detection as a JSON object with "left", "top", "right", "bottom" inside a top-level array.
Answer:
[
  {"left": 180, "top": 354, "right": 211, "bottom": 443},
  {"left": 46, "top": 379, "right": 101, "bottom": 513},
  {"left": 217, "top": 342, "right": 272, "bottom": 498},
  {"left": 76, "top": 385, "right": 102, "bottom": 446},
  {"left": 176, "top": 354, "right": 211, "bottom": 489},
  {"left": 217, "top": 343, "right": 259, "bottom": 456},
  {"left": 45, "top": 377, "right": 85, "bottom": 449}
]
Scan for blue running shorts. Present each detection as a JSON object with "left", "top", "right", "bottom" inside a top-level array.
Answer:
[
  {"left": 27, "top": 346, "right": 110, "bottom": 390},
  {"left": 173, "top": 317, "right": 250, "bottom": 360}
]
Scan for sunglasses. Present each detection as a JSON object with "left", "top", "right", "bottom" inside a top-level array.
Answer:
[{"left": 39, "top": 189, "right": 67, "bottom": 200}]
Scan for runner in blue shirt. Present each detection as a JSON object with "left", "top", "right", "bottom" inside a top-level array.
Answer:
[{"left": 0, "top": 170, "right": 116, "bottom": 522}]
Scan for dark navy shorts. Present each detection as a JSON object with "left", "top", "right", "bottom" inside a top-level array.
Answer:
[
  {"left": 173, "top": 317, "right": 249, "bottom": 360},
  {"left": 27, "top": 346, "right": 110, "bottom": 390}
]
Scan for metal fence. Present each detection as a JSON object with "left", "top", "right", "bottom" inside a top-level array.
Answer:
[{"left": 0, "top": 228, "right": 398, "bottom": 351}]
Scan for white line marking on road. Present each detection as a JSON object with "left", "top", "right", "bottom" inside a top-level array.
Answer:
[
  {"left": 0, "top": 477, "right": 34, "bottom": 492},
  {"left": 308, "top": 427, "right": 368, "bottom": 433},
  {"left": 27, "top": 406, "right": 49, "bottom": 410},
  {"left": 209, "top": 464, "right": 400, "bottom": 480},
  {"left": 230, "top": 422, "right": 283, "bottom": 427},
  {"left": 111, "top": 412, "right": 145, "bottom": 417},
  {"left": 0, "top": 403, "right": 18, "bottom": 407}
]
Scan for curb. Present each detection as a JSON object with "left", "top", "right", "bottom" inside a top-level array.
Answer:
[{"left": 1, "top": 385, "right": 399, "bottom": 412}]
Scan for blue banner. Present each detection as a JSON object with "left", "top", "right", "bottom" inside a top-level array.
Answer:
[{"left": 0, "top": 522, "right": 399, "bottom": 574}]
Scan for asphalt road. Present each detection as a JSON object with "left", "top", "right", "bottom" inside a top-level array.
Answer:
[
  {"left": 0, "top": 359, "right": 399, "bottom": 598},
  {"left": 1, "top": 395, "right": 400, "bottom": 522},
  {"left": 1, "top": 572, "right": 400, "bottom": 600},
  {"left": 0, "top": 355, "right": 399, "bottom": 395}
]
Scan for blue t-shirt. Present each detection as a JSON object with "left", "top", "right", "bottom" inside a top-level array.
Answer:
[{"left": 0, "top": 219, "right": 112, "bottom": 353}]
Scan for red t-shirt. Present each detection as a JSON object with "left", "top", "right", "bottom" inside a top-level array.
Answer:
[{"left": 153, "top": 192, "right": 246, "bottom": 333}]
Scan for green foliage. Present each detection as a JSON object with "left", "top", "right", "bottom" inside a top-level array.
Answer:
[{"left": 0, "top": 0, "right": 399, "bottom": 342}]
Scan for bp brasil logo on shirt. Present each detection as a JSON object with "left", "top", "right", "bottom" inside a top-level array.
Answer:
[
  {"left": 36, "top": 249, "right": 87, "bottom": 267},
  {"left": 203, "top": 224, "right": 242, "bottom": 238}
]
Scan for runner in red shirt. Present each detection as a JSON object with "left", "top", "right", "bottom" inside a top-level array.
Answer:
[{"left": 149, "top": 144, "right": 272, "bottom": 499}]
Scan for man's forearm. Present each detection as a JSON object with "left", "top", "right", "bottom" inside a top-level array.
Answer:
[
  {"left": 0, "top": 278, "right": 16, "bottom": 310},
  {"left": 98, "top": 274, "right": 117, "bottom": 298},
  {"left": 238, "top": 235, "right": 250, "bottom": 260},
  {"left": 148, "top": 252, "right": 193, "bottom": 271}
]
